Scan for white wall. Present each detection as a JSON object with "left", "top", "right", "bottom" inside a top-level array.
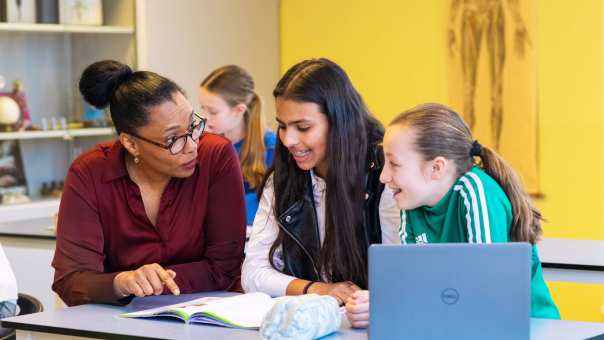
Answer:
[
  {"left": 2, "top": 237, "right": 61, "bottom": 310},
  {"left": 136, "top": 0, "right": 280, "bottom": 123}
]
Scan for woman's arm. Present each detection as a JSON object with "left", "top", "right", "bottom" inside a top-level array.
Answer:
[
  {"left": 52, "top": 161, "right": 123, "bottom": 306},
  {"left": 164, "top": 142, "right": 246, "bottom": 293}
]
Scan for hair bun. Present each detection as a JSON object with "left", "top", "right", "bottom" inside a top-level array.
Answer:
[{"left": 79, "top": 60, "right": 133, "bottom": 109}]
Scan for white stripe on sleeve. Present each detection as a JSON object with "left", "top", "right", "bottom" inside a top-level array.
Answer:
[
  {"left": 466, "top": 172, "right": 492, "bottom": 243},
  {"left": 454, "top": 184, "right": 474, "bottom": 243},
  {"left": 459, "top": 176, "right": 483, "bottom": 243},
  {"left": 399, "top": 210, "right": 408, "bottom": 244}
]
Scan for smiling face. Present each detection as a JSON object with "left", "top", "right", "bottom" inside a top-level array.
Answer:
[
  {"left": 129, "top": 91, "right": 199, "bottom": 178},
  {"left": 275, "top": 98, "right": 329, "bottom": 177},
  {"left": 379, "top": 124, "right": 438, "bottom": 210}
]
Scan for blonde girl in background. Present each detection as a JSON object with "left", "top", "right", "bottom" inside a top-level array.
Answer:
[{"left": 199, "top": 66, "right": 276, "bottom": 226}]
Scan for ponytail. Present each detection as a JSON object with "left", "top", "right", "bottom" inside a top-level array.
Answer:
[
  {"left": 240, "top": 92, "right": 266, "bottom": 189},
  {"left": 478, "top": 146, "right": 542, "bottom": 244}
]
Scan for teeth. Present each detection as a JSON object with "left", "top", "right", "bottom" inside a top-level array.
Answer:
[{"left": 293, "top": 150, "right": 310, "bottom": 157}]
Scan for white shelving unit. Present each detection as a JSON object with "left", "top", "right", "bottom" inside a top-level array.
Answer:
[
  {"left": 0, "top": 0, "right": 136, "bottom": 221},
  {"left": 0, "top": 128, "right": 115, "bottom": 141},
  {"left": 0, "top": 23, "right": 133, "bottom": 34},
  {"left": 0, "top": 199, "right": 60, "bottom": 223}
]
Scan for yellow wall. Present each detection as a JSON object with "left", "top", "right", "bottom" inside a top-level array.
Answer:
[
  {"left": 281, "top": 0, "right": 604, "bottom": 239},
  {"left": 537, "top": 1, "right": 604, "bottom": 240},
  {"left": 281, "top": 0, "right": 449, "bottom": 122},
  {"left": 281, "top": 0, "right": 604, "bottom": 321},
  {"left": 548, "top": 282, "right": 604, "bottom": 322}
]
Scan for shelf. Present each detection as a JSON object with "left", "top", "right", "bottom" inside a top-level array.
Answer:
[
  {"left": 0, "top": 127, "right": 115, "bottom": 141},
  {"left": 0, "top": 199, "right": 60, "bottom": 223},
  {"left": 0, "top": 23, "right": 134, "bottom": 34}
]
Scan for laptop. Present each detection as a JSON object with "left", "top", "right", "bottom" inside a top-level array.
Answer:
[{"left": 369, "top": 243, "right": 531, "bottom": 340}]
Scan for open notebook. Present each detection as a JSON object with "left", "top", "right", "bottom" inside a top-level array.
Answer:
[{"left": 121, "top": 292, "right": 276, "bottom": 329}]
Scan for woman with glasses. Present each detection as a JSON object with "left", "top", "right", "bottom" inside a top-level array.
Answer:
[
  {"left": 52, "top": 60, "right": 246, "bottom": 306},
  {"left": 199, "top": 65, "right": 276, "bottom": 226},
  {"left": 242, "top": 58, "right": 400, "bottom": 305}
]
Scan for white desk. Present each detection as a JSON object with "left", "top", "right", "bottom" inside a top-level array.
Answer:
[
  {"left": 4, "top": 292, "right": 604, "bottom": 340},
  {"left": 539, "top": 238, "right": 604, "bottom": 268},
  {"left": 3, "top": 292, "right": 366, "bottom": 339},
  {"left": 539, "top": 238, "right": 604, "bottom": 285}
]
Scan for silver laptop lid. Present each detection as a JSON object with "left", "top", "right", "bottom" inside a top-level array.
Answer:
[{"left": 369, "top": 243, "right": 531, "bottom": 340}]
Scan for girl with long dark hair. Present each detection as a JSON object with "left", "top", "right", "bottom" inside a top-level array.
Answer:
[{"left": 242, "top": 58, "right": 400, "bottom": 304}]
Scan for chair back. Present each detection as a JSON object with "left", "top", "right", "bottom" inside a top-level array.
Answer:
[
  {"left": 16, "top": 293, "right": 43, "bottom": 314},
  {"left": 0, "top": 293, "right": 44, "bottom": 340}
]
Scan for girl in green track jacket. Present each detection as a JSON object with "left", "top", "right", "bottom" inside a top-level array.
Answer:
[{"left": 345, "top": 103, "right": 559, "bottom": 329}]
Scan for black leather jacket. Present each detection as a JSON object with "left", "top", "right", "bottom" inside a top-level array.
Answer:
[{"left": 275, "top": 144, "right": 385, "bottom": 285}]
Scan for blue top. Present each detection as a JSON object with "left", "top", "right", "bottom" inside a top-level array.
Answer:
[{"left": 233, "top": 130, "right": 276, "bottom": 225}]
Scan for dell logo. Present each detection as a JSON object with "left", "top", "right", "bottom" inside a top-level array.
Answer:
[{"left": 441, "top": 288, "right": 459, "bottom": 305}]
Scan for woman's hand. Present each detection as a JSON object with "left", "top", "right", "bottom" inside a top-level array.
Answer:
[
  {"left": 345, "top": 290, "right": 370, "bottom": 328},
  {"left": 113, "top": 263, "right": 180, "bottom": 298},
  {"left": 309, "top": 281, "right": 361, "bottom": 305}
]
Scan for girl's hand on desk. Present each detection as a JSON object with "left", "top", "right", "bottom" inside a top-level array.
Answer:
[
  {"left": 113, "top": 263, "right": 180, "bottom": 298},
  {"left": 345, "top": 290, "right": 369, "bottom": 328},
  {"left": 309, "top": 281, "right": 361, "bottom": 305}
]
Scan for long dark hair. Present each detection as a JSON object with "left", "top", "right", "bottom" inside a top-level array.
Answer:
[
  {"left": 391, "top": 103, "right": 542, "bottom": 244},
  {"left": 266, "top": 58, "right": 384, "bottom": 287},
  {"left": 79, "top": 60, "right": 183, "bottom": 134},
  {"left": 201, "top": 65, "right": 266, "bottom": 189}
]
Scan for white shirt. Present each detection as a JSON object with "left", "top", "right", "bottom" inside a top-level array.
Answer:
[
  {"left": 0, "top": 243, "right": 18, "bottom": 302},
  {"left": 242, "top": 172, "right": 401, "bottom": 297}
]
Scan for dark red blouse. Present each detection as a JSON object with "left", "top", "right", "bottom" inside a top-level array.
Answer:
[{"left": 52, "top": 134, "right": 246, "bottom": 306}]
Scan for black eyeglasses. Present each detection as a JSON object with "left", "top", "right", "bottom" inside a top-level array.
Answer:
[{"left": 129, "top": 112, "right": 206, "bottom": 155}]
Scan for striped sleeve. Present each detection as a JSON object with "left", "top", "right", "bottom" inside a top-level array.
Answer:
[
  {"left": 453, "top": 172, "right": 492, "bottom": 244},
  {"left": 398, "top": 210, "right": 415, "bottom": 244}
]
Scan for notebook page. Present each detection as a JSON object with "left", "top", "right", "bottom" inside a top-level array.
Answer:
[
  {"left": 122, "top": 296, "right": 220, "bottom": 318},
  {"left": 191, "top": 292, "right": 275, "bottom": 329}
]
